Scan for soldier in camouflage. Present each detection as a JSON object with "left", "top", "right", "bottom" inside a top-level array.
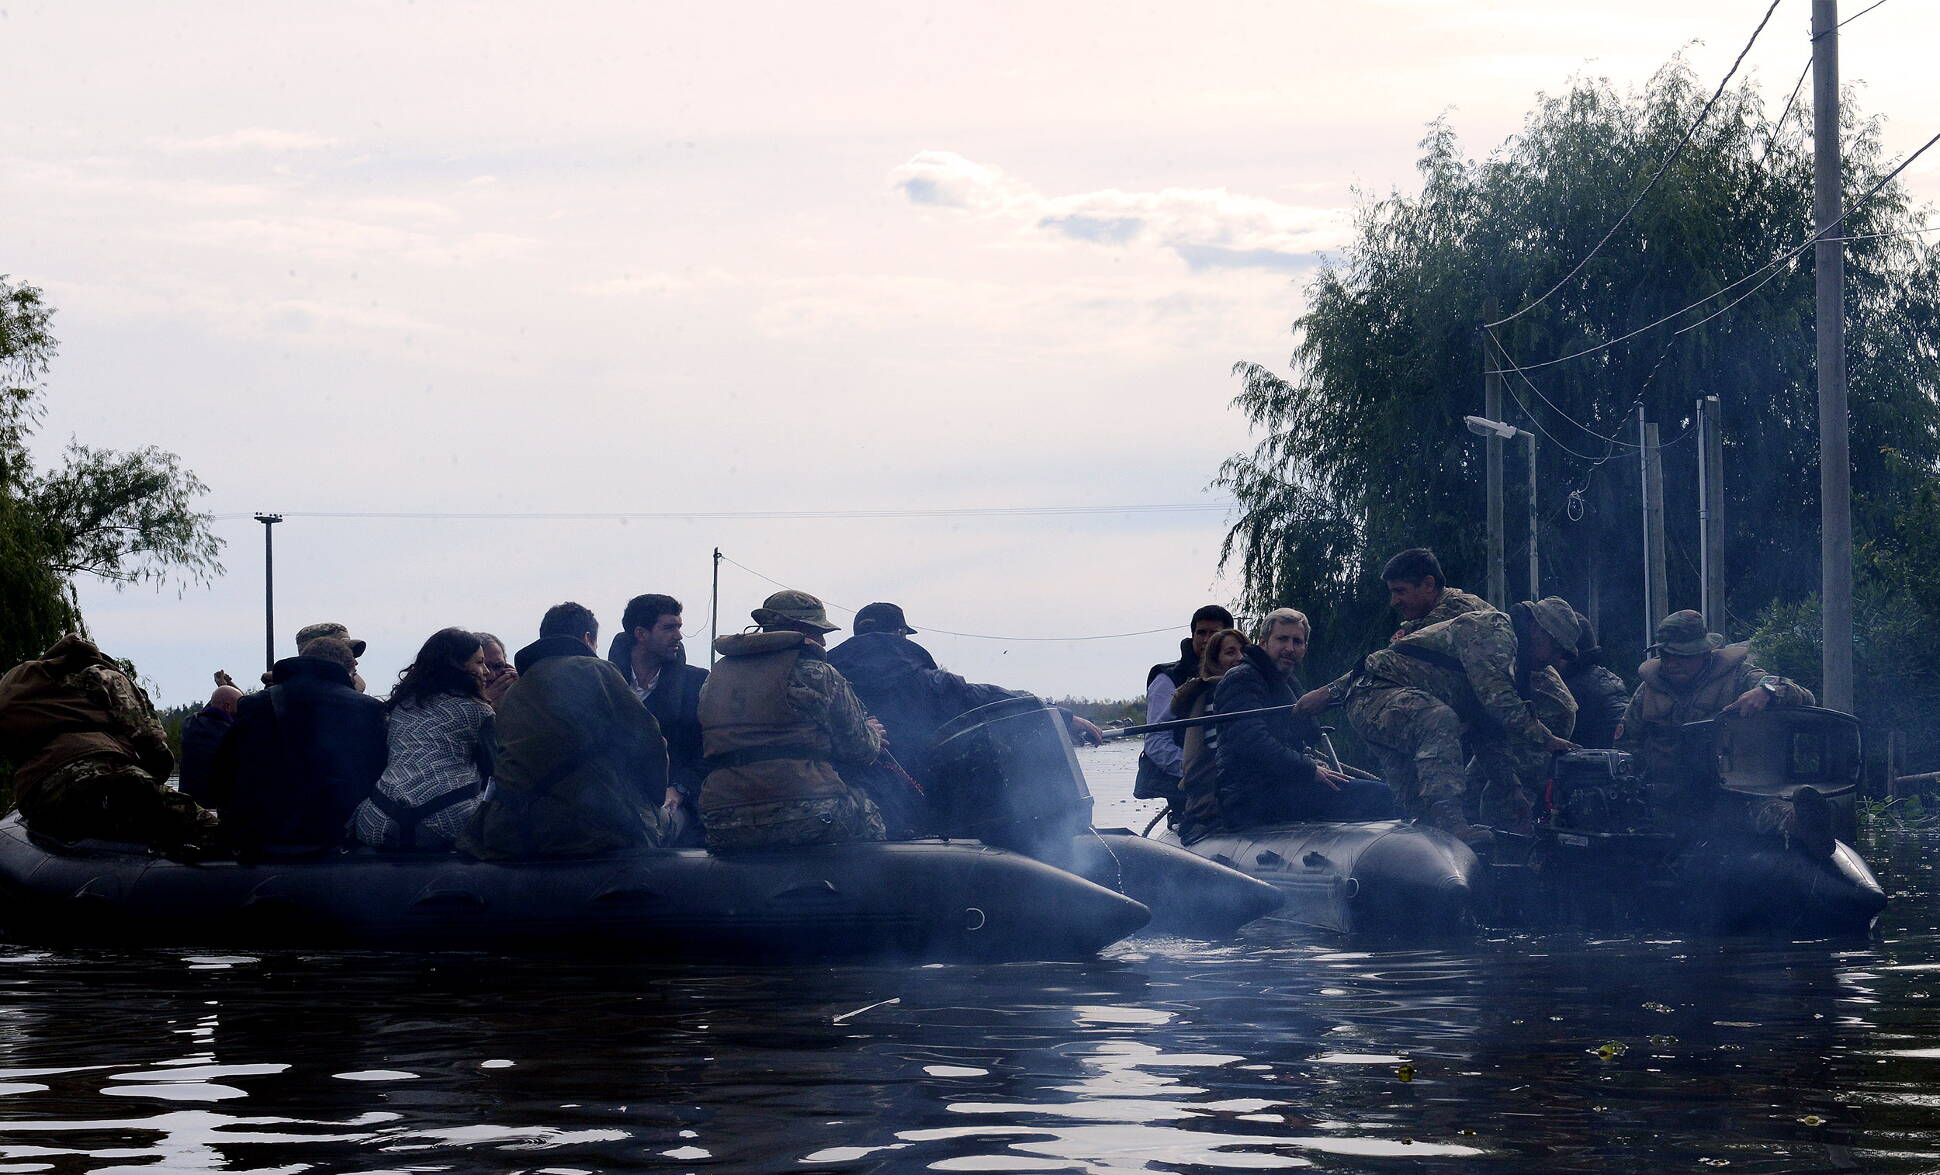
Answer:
[
  {"left": 698, "top": 590, "right": 888, "bottom": 850},
  {"left": 1298, "top": 547, "right": 1493, "bottom": 715},
  {"left": 1616, "top": 610, "right": 1813, "bottom": 785},
  {"left": 1467, "top": 597, "right": 1582, "bottom": 829},
  {"left": 1345, "top": 605, "right": 1574, "bottom": 847},
  {"left": 0, "top": 635, "right": 215, "bottom": 849}
]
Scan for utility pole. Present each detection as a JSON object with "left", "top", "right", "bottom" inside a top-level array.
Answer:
[
  {"left": 1524, "top": 430, "right": 1539, "bottom": 600},
  {"left": 1697, "top": 395, "right": 1727, "bottom": 631},
  {"left": 709, "top": 546, "right": 722, "bottom": 667},
  {"left": 1639, "top": 409, "right": 1668, "bottom": 640},
  {"left": 1814, "top": 0, "right": 1854, "bottom": 711},
  {"left": 254, "top": 513, "right": 283, "bottom": 672},
  {"left": 1485, "top": 367, "right": 1506, "bottom": 608}
]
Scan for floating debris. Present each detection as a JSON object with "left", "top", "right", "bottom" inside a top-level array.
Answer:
[
  {"left": 1648, "top": 1035, "right": 1679, "bottom": 1047},
  {"left": 1396, "top": 1062, "right": 1416, "bottom": 1083},
  {"left": 1642, "top": 1001, "right": 1674, "bottom": 1014},
  {"left": 1593, "top": 1041, "right": 1629, "bottom": 1061},
  {"left": 832, "top": 997, "right": 901, "bottom": 1025},
  {"left": 1799, "top": 1114, "right": 1825, "bottom": 1126}
]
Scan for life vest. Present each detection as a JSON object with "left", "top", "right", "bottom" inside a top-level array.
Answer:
[
  {"left": 698, "top": 631, "right": 847, "bottom": 812},
  {"left": 1630, "top": 646, "right": 1752, "bottom": 733}
]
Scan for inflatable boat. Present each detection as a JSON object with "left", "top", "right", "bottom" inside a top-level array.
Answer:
[
  {"left": 1480, "top": 711, "right": 1886, "bottom": 935},
  {"left": 1148, "top": 708, "right": 1885, "bottom": 938},
  {"left": 1154, "top": 819, "right": 1480, "bottom": 936},
  {"left": 0, "top": 813, "right": 1149, "bottom": 961}
]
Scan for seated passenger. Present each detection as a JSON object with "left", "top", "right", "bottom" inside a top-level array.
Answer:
[
  {"left": 699, "top": 591, "right": 886, "bottom": 850},
  {"left": 210, "top": 636, "right": 387, "bottom": 857},
  {"left": 0, "top": 634, "right": 215, "bottom": 850},
  {"left": 1206, "top": 609, "right": 1395, "bottom": 835},
  {"left": 605, "top": 593, "right": 709, "bottom": 845},
  {"left": 1170, "top": 626, "right": 1245, "bottom": 842},
  {"left": 475, "top": 632, "right": 519, "bottom": 708},
  {"left": 177, "top": 681, "right": 243, "bottom": 805},
  {"left": 1560, "top": 609, "right": 1628, "bottom": 750},
  {"left": 464, "top": 602, "right": 668, "bottom": 860},
  {"left": 825, "top": 601, "right": 1102, "bottom": 791},
  {"left": 351, "top": 628, "right": 496, "bottom": 852},
  {"left": 1137, "top": 605, "right": 1235, "bottom": 807},
  {"left": 1616, "top": 609, "right": 1813, "bottom": 785}
]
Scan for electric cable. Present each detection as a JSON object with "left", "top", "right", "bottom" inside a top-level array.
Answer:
[
  {"left": 1487, "top": 0, "right": 1786, "bottom": 328},
  {"left": 1488, "top": 125, "right": 1940, "bottom": 375},
  {"left": 715, "top": 552, "right": 1184, "bottom": 643},
  {"left": 211, "top": 502, "right": 1234, "bottom": 523}
]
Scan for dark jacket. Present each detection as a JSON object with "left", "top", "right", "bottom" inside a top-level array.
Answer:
[
  {"left": 465, "top": 636, "right": 669, "bottom": 860},
  {"left": 176, "top": 706, "right": 234, "bottom": 804},
  {"left": 825, "top": 632, "right": 1027, "bottom": 787},
  {"left": 606, "top": 632, "right": 710, "bottom": 801},
  {"left": 210, "top": 655, "right": 387, "bottom": 855},
  {"left": 1208, "top": 644, "right": 1326, "bottom": 829},
  {"left": 1563, "top": 661, "right": 1629, "bottom": 750}
]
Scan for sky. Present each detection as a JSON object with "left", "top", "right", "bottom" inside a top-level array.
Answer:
[{"left": 5, "top": 0, "right": 1938, "bottom": 706}]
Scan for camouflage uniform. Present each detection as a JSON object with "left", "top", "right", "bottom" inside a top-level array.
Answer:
[
  {"left": 1320, "top": 586, "right": 1493, "bottom": 704},
  {"left": 1618, "top": 610, "right": 1813, "bottom": 786},
  {"left": 0, "top": 634, "right": 215, "bottom": 848},
  {"left": 1345, "top": 610, "right": 1556, "bottom": 824},
  {"left": 700, "top": 591, "right": 887, "bottom": 850},
  {"left": 1470, "top": 665, "right": 1577, "bottom": 826}
]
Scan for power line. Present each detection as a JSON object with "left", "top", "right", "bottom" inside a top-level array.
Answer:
[
  {"left": 715, "top": 552, "right": 1183, "bottom": 643},
  {"left": 1828, "top": 0, "right": 1891, "bottom": 35},
  {"left": 1486, "top": 0, "right": 1785, "bottom": 329},
  {"left": 1488, "top": 125, "right": 1940, "bottom": 375},
  {"left": 209, "top": 502, "right": 1234, "bottom": 523}
]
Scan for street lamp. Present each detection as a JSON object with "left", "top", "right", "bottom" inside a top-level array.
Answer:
[{"left": 1464, "top": 416, "right": 1539, "bottom": 601}]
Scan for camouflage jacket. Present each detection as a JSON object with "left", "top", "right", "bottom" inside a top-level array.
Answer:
[
  {"left": 0, "top": 634, "right": 172, "bottom": 786},
  {"left": 1324, "top": 587, "right": 1494, "bottom": 703},
  {"left": 1357, "top": 610, "right": 1553, "bottom": 748}
]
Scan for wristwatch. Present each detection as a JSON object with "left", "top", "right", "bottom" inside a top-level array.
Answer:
[{"left": 1758, "top": 675, "right": 1781, "bottom": 695}]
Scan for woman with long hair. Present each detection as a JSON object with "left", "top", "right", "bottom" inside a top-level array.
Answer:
[
  {"left": 351, "top": 627, "right": 495, "bottom": 851},
  {"left": 1170, "top": 627, "right": 1247, "bottom": 842}
]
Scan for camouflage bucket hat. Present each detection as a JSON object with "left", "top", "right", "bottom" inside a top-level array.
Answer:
[
  {"left": 1526, "top": 597, "right": 1581, "bottom": 650},
  {"left": 1651, "top": 609, "right": 1723, "bottom": 657},
  {"left": 751, "top": 589, "right": 840, "bottom": 634},
  {"left": 295, "top": 621, "right": 366, "bottom": 658}
]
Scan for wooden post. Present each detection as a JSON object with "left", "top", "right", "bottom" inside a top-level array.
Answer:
[
  {"left": 1642, "top": 417, "right": 1669, "bottom": 632},
  {"left": 1486, "top": 368, "right": 1506, "bottom": 608}
]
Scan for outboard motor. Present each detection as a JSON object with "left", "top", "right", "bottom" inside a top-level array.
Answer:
[
  {"left": 927, "top": 696, "right": 1095, "bottom": 866},
  {"left": 1547, "top": 749, "right": 1652, "bottom": 833}
]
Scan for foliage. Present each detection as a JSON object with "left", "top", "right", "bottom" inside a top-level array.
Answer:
[
  {"left": 0, "top": 275, "right": 222, "bottom": 675},
  {"left": 1220, "top": 63, "right": 1940, "bottom": 693},
  {"left": 1751, "top": 553, "right": 1940, "bottom": 769},
  {"left": 1049, "top": 696, "right": 1145, "bottom": 727}
]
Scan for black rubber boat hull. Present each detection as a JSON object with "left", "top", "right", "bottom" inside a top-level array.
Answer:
[
  {"left": 1155, "top": 820, "right": 1479, "bottom": 936},
  {"left": 1067, "top": 830, "right": 1284, "bottom": 935},
  {"left": 1484, "top": 831, "right": 1886, "bottom": 936},
  {"left": 0, "top": 815, "right": 1150, "bottom": 961}
]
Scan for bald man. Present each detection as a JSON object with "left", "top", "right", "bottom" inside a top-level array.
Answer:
[{"left": 177, "top": 680, "right": 243, "bottom": 805}]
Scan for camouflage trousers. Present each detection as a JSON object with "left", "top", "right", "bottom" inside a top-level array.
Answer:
[
  {"left": 703, "top": 790, "right": 888, "bottom": 852},
  {"left": 16, "top": 755, "right": 217, "bottom": 849},
  {"left": 1346, "top": 685, "right": 1465, "bottom": 819}
]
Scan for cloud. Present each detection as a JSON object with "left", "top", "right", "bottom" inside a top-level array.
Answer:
[
  {"left": 150, "top": 128, "right": 340, "bottom": 154},
  {"left": 890, "top": 150, "right": 1347, "bottom": 270}
]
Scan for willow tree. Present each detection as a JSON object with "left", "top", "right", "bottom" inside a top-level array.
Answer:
[
  {"left": 1222, "top": 62, "right": 1940, "bottom": 682},
  {"left": 0, "top": 277, "right": 223, "bottom": 673}
]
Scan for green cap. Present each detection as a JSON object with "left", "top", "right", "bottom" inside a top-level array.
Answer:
[
  {"left": 1651, "top": 609, "right": 1722, "bottom": 657},
  {"left": 751, "top": 589, "right": 840, "bottom": 634},
  {"left": 1526, "top": 597, "right": 1581, "bottom": 650}
]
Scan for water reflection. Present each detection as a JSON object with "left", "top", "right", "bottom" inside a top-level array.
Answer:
[{"left": 0, "top": 745, "right": 1929, "bottom": 1171}]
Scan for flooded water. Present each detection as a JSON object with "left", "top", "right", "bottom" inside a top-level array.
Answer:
[{"left": 2, "top": 741, "right": 1937, "bottom": 1172}]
